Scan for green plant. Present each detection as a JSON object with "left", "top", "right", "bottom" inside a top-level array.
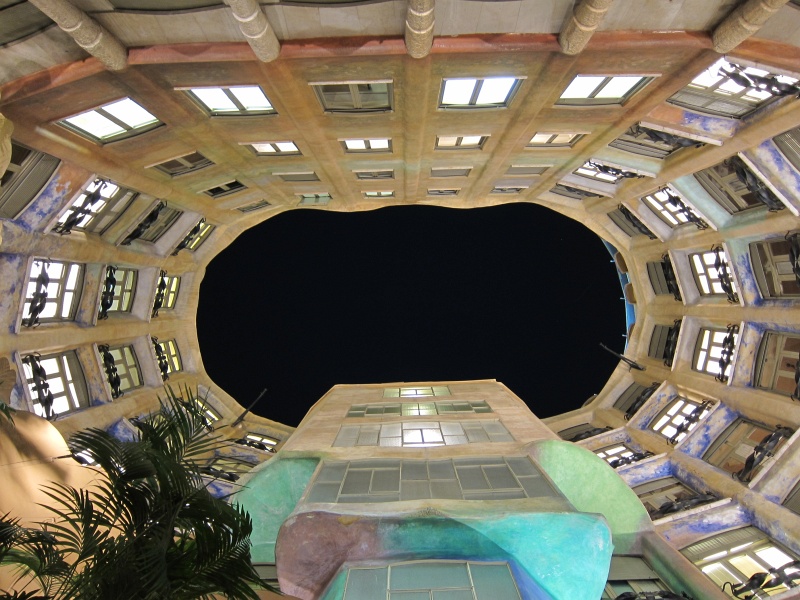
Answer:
[{"left": 0, "top": 386, "right": 268, "bottom": 600}]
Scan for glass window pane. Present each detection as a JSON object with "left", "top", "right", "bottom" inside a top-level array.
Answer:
[
  {"left": 103, "top": 98, "right": 157, "bottom": 127},
  {"left": 470, "top": 564, "right": 521, "bottom": 599},
  {"left": 475, "top": 77, "right": 515, "bottom": 104},
  {"left": 595, "top": 76, "right": 644, "bottom": 99},
  {"left": 229, "top": 86, "right": 272, "bottom": 110},
  {"left": 191, "top": 88, "right": 238, "bottom": 111},
  {"left": 442, "top": 79, "right": 477, "bottom": 105},
  {"left": 65, "top": 111, "right": 124, "bottom": 138},
  {"left": 345, "top": 568, "right": 388, "bottom": 600},
  {"left": 390, "top": 563, "right": 470, "bottom": 590},
  {"left": 561, "top": 76, "right": 605, "bottom": 99}
]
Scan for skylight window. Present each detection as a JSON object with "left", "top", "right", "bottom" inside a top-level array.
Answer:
[
  {"left": 436, "top": 135, "right": 488, "bottom": 150},
  {"left": 185, "top": 86, "right": 275, "bottom": 116},
  {"left": 363, "top": 191, "right": 394, "bottom": 198},
  {"left": 60, "top": 98, "right": 161, "bottom": 142},
  {"left": 439, "top": 77, "right": 522, "bottom": 108},
  {"left": 557, "top": 75, "right": 651, "bottom": 106},
  {"left": 527, "top": 132, "right": 583, "bottom": 147},
  {"left": 342, "top": 138, "right": 391, "bottom": 153},
  {"left": 312, "top": 82, "right": 392, "bottom": 113},
  {"left": 298, "top": 193, "right": 331, "bottom": 206},
  {"left": 247, "top": 141, "right": 300, "bottom": 155}
]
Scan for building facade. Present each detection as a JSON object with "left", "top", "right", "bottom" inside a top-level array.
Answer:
[{"left": 2, "top": 1, "right": 800, "bottom": 598}]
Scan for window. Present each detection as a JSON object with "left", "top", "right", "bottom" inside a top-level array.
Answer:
[
  {"left": 152, "top": 273, "right": 180, "bottom": 314},
  {"left": 343, "top": 561, "right": 522, "bottom": 600},
  {"left": 100, "top": 344, "right": 143, "bottom": 394},
  {"left": 694, "top": 158, "right": 777, "bottom": 214},
  {"left": 427, "top": 188, "right": 460, "bottom": 196},
  {"left": 784, "top": 480, "right": 800, "bottom": 515},
  {"left": 633, "top": 477, "right": 701, "bottom": 518},
  {"left": 647, "top": 257, "right": 682, "bottom": 301},
  {"left": 649, "top": 397, "right": 711, "bottom": 443},
  {"left": 306, "top": 457, "right": 557, "bottom": 503},
  {"left": 22, "top": 351, "right": 88, "bottom": 418},
  {"left": 682, "top": 527, "right": 800, "bottom": 597},
  {"left": 431, "top": 167, "right": 471, "bottom": 178},
  {"left": 607, "top": 206, "right": 656, "bottom": 239},
  {"left": 298, "top": 193, "right": 331, "bottom": 206},
  {"left": 180, "top": 220, "right": 214, "bottom": 253},
  {"left": 557, "top": 423, "right": 611, "bottom": 442},
  {"left": 694, "top": 326, "right": 738, "bottom": 380},
  {"left": 202, "top": 456, "right": 255, "bottom": 481},
  {"left": 643, "top": 189, "right": 707, "bottom": 229},
  {"left": 202, "top": 180, "right": 246, "bottom": 198},
  {"left": 704, "top": 419, "right": 790, "bottom": 479},
  {"left": 749, "top": 235, "right": 800, "bottom": 299},
  {"left": 528, "top": 132, "right": 583, "bottom": 147},
  {"left": 341, "top": 138, "right": 391, "bottom": 153},
  {"left": 557, "top": 75, "right": 651, "bottom": 106},
  {"left": 236, "top": 432, "right": 279, "bottom": 452},
  {"left": 193, "top": 398, "right": 220, "bottom": 423},
  {"left": 236, "top": 199, "right": 271, "bottom": 213},
  {"left": 246, "top": 141, "right": 300, "bottom": 156},
  {"left": 120, "top": 203, "right": 182, "bottom": 245},
  {"left": 609, "top": 124, "right": 699, "bottom": 159},
  {"left": 54, "top": 179, "right": 137, "bottom": 235},
  {"left": 669, "top": 58, "right": 797, "bottom": 118},
  {"left": 151, "top": 151, "right": 213, "bottom": 177},
  {"left": 602, "top": 557, "right": 672, "bottom": 599},
  {"left": 153, "top": 338, "right": 182, "bottom": 376},
  {"left": 439, "top": 77, "right": 522, "bottom": 109},
  {"left": 363, "top": 191, "right": 394, "bottom": 198},
  {"left": 184, "top": 86, "right": 275, "bottom": 116},
  {"left": 354, "top": 170, "right": 393, "bottom": 180},
  {"left": 0, "top": 142, "right": 60, "bottom": 220},
  {"left": 774, "top": 126, "right": 800, "bottom": 171},
  {"left": 435, "top": 135, "right": 488, "bottom": 150},
  {"left": 649, "top": 320, "right": 681, "bottom": 367},
  {"left": 491, "top": 186, "right": 527, "bottom": 195},
  {"left": 614, "top": 381, "right": 660, "bottom": 419},
  {"left": 551, "top": 184, "right": 603, "bottom": 200},
  {"left": 103, "top": 267, "right": 137, "bottom": 314},
  {"left": 754, "top": 331, "right": 800, "bottom": 397},
  {"left": 347, "top": 400, "right": 491, "bottom": 417},
  {"left": 21, "top": 259, "right": 83, "bottom": 327},
  {"left": 594, "top": 444, "right": 637, "bottom": 465},
  {"left": 575, "top": 161, "right": 625, "bottom": 183},
  {"left": 276, "top": 172, "right": 319, "bottom": 183},
  {"left": 312, "top": 82, "right": 392, "bottom": 113},
  {"left": 506, "top": 165, "right": 548, "bottom": 176},
  {"left": 333, "top": 420, "right": 513, "bottom": 448},
  {"left": 59, "top": 98, "right": 161, "bottom": 143},
  {"left": 384, "top": 386, "right": 450, "bottom": 398},
  {"left": 690, "top": 248, "right": 738, "bottom": 300}
]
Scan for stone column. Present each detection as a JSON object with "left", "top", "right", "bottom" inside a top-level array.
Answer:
[
  {"left": 405, "top": 0, "right": 435, "bottom": 59},
  {"left": 0, "top": 108, "right": 13, "bottom": 189},
  {"left": 712, "top": 0, "right": 790, "bottom": 54},
  {"left": 558, "top": 0, "right": 616, "bottom": 56},
  {"left": 27, "top": 0, "right": 127, "bottom": 71},
  {"left": 224, "top": 0, "right": 281, "bottom": 62}
]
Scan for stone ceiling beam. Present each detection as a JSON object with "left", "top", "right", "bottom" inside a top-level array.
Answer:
[
  {"left": 712, "top": 0, "right": 790, "bottom": 54},
  {"left": 27, "top": 0, "right": 127, "bottom": 71},
  {"left": 405, "top": 0, "right": 435, "bottom": 59},
  {"left": 558, "top": 0, "right": 616, "bottom": 55},
  {"left": 223, "top": 0, "right": 280, "bottom": 62}
]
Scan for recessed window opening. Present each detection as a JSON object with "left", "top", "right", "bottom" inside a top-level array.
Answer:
[
  {"left": 439, "top": 77, "right": 522, "bottom": 108},
  {"left": 185, "top": 86, "right": 275, "bottom": 116},
  {"left": 528, "top": 132, "right": 583, "bottom": 147},
  {"left": 22, "top": 351, "right": 88, "bottom": 418},
  {"left": 22, "top": 259, "right": 83, "bottom": 327},
  {"left": 203, "top": 180, "right": 246, "bottom": 198},
  {"left": 152, "top": 152, "right": 213, "bottom": 176},
  {"left": 247, "top": 141, "right": 300, "bottom": 155},
  {"left": 59, "top": 98, "right": 161, "bottom": 142},
  {"left": 341, "top": 138, "right": 391, "bottom": 153},
  {"left": 557, "top": 75, "right": 651, "bottom": 105},
  {"left": 436, "top": 135, "right": 488, "bottom": 149},
  {"left": 312, "top": 82, "right": 392, "bottom": 113}
]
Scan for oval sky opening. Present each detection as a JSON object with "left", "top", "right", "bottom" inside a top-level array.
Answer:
[{"left": 198, "top": 203, "right": 624, "bottom": 426}]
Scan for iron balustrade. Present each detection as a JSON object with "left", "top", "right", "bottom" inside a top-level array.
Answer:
[
  {"left": 727, "top": 155, "right": 785, "bottom": 212},
  {"left": 625, "top": 382, "right": 660, "bottom": 421},
  {"left": 721, "top": 62, "right": 800, "bottom": 99},
  {"left": 722, "top": 560, "right": 800, "bottom": 599},
  {"left": 716, "top": 324, "right": 739, "bottom": 383},
  {"left": 712, "top": 246, "right": 739, "bottom": 303},
  {"left": 22, "top": 353, "right": 54, "bottom": 419},
  {"left": 121, "top": 201, "right": 165, "bottom": 245},
  {"left": 98, "top": 344, "right": 123, "bottom": 399},
  {"left": 152, "top": 270, "right": 168, "bottom": 318},
  {"left": 172, "top": 218, "right": 205, "bottom": 256},
  {"left": 661, "top": 254, "right": 682, "bottom": 302},
  {"left": 734, "top": 425, "right": 794, "bottom": 483},
  {"left": 609, "top": 451, "right": 653, "bottom": 469},
  {"left": 663, "top": 320, "right": 682, "bottom": 367},
  {"left": 633, "top": 124, "right": 704, "bottom": 152},
  {"left": 588, "top": 161, "right": 644, "bottom": 180},
  {"left": 662, "top": 189, "right": 708, "bottom": 230},
  {"left": 668, "top": 400, "right": 713, "bottom": 445},
  {"left": 650, "top": 492, "right": 718, "bottom": 519},
  {"left": 619, "top": 205, "right": 657, "bottom": 239},
  {"left": 98, "top": 265, "right": 117, "bottom": 320},
  {"left": 151, "top": 336, "right": 170, "bottom": 381},
  {"left": 52, "top": 179, "right": 106, "bottom": 235},
  {"left": 22, "top": 260, "right": 49, "bottom": 328}
]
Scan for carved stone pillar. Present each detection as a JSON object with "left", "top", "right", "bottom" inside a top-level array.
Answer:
[
  {"left": 405, "top": 0, "right": 435, "bottom": 59},
  {"left": 558, "top": 0, "right": 616, "bottom": 56},
  {"left": 27, "top": 0, "right": 127, "bottom": 71},
  {"left": 224, "top": 0, "right": 281, "bottom": 62},
  {"left": 712, "top": 0, "right": 790, "bottom": 54}
]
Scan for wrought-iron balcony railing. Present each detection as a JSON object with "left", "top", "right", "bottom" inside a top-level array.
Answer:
[
  {"left": 722, "top": 559, "right": 800, "bottom": 599},
  {"left": 608, "top": 450, "right": 653, "bottom": 469},
  {"left": 662, "top": 188, "right": 708, "bottom": 230},
  {"left": 727, "top": 155, "right": 785, "bottom": 212},
  {"left": 650, "top": 491, "right": 718, "bottom": 519},
  {"left": 98, "top": 344, "right": 123, "bottom": 399},
  {"left": 22, "top": 259, "right": 50, "bottom": 328},
  {"left": 22, "top": 353, "right": 54, "bottom": 419},
  {"left": 98, "top": 265, "right": 117, "bottom": 320},
  {"left": 151, "top": 336, "right": 170, "bottom": 381},
  {"left": 152, "top": 270, "right": 168, "bottom": 318},
  {"left": 172, "top": 218, "right": 205, "bottom": 256},
  {"left": 661, "top": 254, "right": 682, "bottom": 302},
  {"left": 712, "top": 245, "right": 739, "bottom": 303},
  {"left": 619, "top": 205, "right": 657, "bottom": 239},
  {"left": 634, "top": 124, "right": 705, "bottom": 152},
  {"left": 734, "top": 425, "right": 794, "bottom": 483},
  {"left": 716, "top": 323, "right": 739, "bottom": 383},
  {"left": 668, "top": 400, "right": 713, "bottom": 445},
  {"left": 121, "top": 201, "right": 166, "bottom": 246},
  {"left": 625, "top": 382, "right": 660, "bottom": 421},
  {"left": 233, "top": 438, "right": 276, "bottom": 453},
  {"left": 568, "top": 426, "right": 612, "bottom": 442},
  {"left": 587, "top": 161, "right": 644, "bottom": 181},
  {"left": 614, "top": 590, "right": 693, "bottom": 600},
  {"left": 663, "top": 320, "right": 682, "bottom": 368},
  {"left": 52, "top": 179, "right": 106, "bottom": 235}
]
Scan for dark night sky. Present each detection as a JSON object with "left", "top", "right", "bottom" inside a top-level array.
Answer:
[{"left": 197, "top": 203, "right": 625, "bottom": 427}]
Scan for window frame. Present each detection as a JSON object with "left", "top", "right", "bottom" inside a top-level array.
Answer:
[
  {"left": 182, "top": 85, "right": 276, "bottom": 117},
  {"left": 689, "top": 248, "right": 738, "bottom": 298},
  {"left": 0, "top": 141, "right": 60, "bottom": 220},
  {"left": 201, "top": 180, "right": 246, "bottom": 198},
  {"left": 435, "top": 135, "right": 489, "bottom": 150},
  {"left": 21, "top": 259, "right": 84, "bottom": 326},
  {"left": 103, "top": 266, "right": 137, "bottom": 314},
  {"left": 648, "top": 397, "right": 711, "bottom": 443},
  {"left": 100, "top": 344, "right": 143, "bottom": 394},
  {"left": 245, "top": 141, "right": 301, "bottom": 156},
  {"left": 311, "top": 81, "right": 393, "bottom": 114},
  {"left": 297, "top": 193, "right": 332, "bottom": 206},
  {"left": 438, "top": 77, "right": 524, "bottom": 109},
  {"left": 693, "top": 326, "right": 738, "bottom": 380},
  {"left": 340, "top": 138, "right": 392, "bottom": 153},
  {"left": 54, "top": 179, "right": 138, "bottom": 236},
  {"left": 21, "top": 350, "right": 89, "bottom": 418},
  {"left": 556, "top": 75, "right": 653, "bottom": 106},
  {"left": 150, "top": 151, "right": 214, "bottom": 176},
  {"left": 753, "top": 330, "right": 800, "bottom": 397},
  {"left": 749, "top": 235, "right": 800, "bottom": 299},
  {"left": 57, "top": 97, "right": 162, "bottom": 144},
  {"left": 527, "top": 132, "right": 584, "bottom": 148}
]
